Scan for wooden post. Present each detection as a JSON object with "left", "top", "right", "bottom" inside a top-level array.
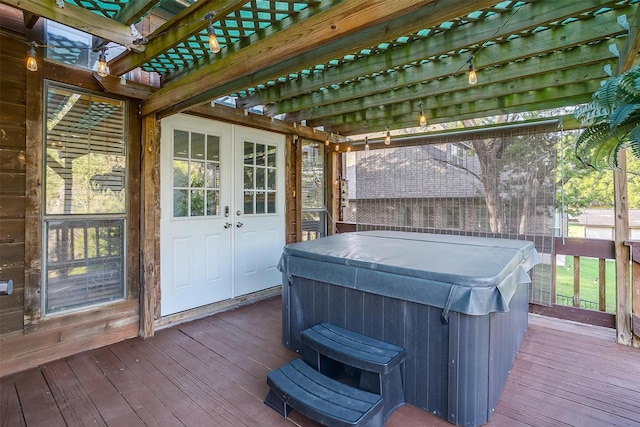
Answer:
[
  {"left": 140, "top": 114, "right": 160, "bottom": 338},
  {"left": 625, "top": 240, "right": 640, "bottom": 347},
  {"left": 613, "top": 150, "right": 632, "bottom": 345},
  {"left": 24, "top": 20, "right": 44, "bottom": 325},
  {"left": 327, "top": 149, "right": 340, "bottom": 234},
  {"left": 573, "top": 256, "right": 580, "bottom": 307},
  {"left": 285, "top": 134, "right": 300, "bottom": 244}
]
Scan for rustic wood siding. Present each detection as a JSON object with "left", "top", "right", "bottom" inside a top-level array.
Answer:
[
  {"left": 0, "top": 5, "right": 141, "bottom": 375},
  {"left": 0, "top": 6, "right": 27, "bottom": 334}
]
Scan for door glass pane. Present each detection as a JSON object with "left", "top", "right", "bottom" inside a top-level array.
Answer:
[
  {"left": 173, "top": 160, "right": 188, "bottom": 187},
  {"left": 267, "top": 145, "right": 276, "bottom": 167},
  {"left": 207, "top": 190, "right": 219, "bottom": 216},
  {"left": 267, "top": 192, "right": 276, "bottom": 214},
  {"left": 174, "top": 130, "right": 189, "bottom": 158},
  {"left": 206, "top": 163, "right": 219, "bottom": 188},
  {"left": 242, "top": 141, "right": 277, "bottom": 216},
  {"left": 244, "top": 166, "right": 254, "bottom": 189},
  {"left": 172, "top": 129, "right": 221, "bottom": 218},
  {"left": 174, "top": 189, "right": 188, "bottom": 217},
  {"left": 191, "top": 133, "right": 205, "bottom": 160},
  {"left": 256, "top": 168, "right": 265, "bottom": 190},
  {"left": 190, "top": 189, "right": 204, "bottom": 216},
  {"left": 267, "top": 169, "right": 276, "bottom": 190},
  {"left": 190, "top": 161, "right": 205, "bottom": 188},
  {"left": 244, "top": 142, "right": 254, "bottom": 165},
  {"left": 255, "top": 144, "right": 265, "bottom": 166},
  {"left": 207, "top": 135, "right": 219, "bottom": 161},
  {"left": 256, "top": 192, "right": 266, "bottom": 214},
  {"left": 244, "top": 191, "right": 254, "bottom": 214}
]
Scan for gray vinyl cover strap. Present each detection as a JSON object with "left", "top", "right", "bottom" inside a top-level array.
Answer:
[{"left": 278, "top": 231, "right": 540, "bottom": 317}]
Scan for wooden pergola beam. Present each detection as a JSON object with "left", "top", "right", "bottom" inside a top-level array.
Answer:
[
  {"left": 238, "top": 0, "right": 622, "bottom": 109},
  {"left": 616, "top": 4, "right": 640, "bottom": 75},
  {"left": 0, "top": 0, "right": 145, "bottom": 51},
  {"left": 112, "top": 0, "right": 157, "bottom": 25},
  {"left": 108, "top": 0, "right": 246, "bottom": 77},
  {"left": 323, "top": 82, "right": 599, "bottom": 134},
  {"left": 284, "top": 40, "right": 615, "bottom": 122},
  {"left": 141, "top": 0, "right": 495, "bottom": 117}
]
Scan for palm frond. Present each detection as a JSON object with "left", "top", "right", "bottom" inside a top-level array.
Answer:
[
  {"left": 628, "top": 124, "right": 640, "bottom": 159},
  {"left": 609, "top": 104, "right": 640, "bottom": 129},
  {"left": 574, "top": 122, "right": 633, "bottom": 169}
]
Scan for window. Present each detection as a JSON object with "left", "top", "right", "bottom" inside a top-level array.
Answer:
[
  {"left": 243, "top": 141, "right": 277, "bottom": 215},
  {"left": 172, "top": 130, "right": 220, "bottom": 217},
  {"left": 301, "top": 141, "right": 326, "bottom": 239},
  {"left": 420, "top": 205, "right": 436, "bottom": 228},
  {"left": 398, "top": 206, "right": 413, "bottom": 227},
  {"left": 45, "top": 20, "right": 126, "bottom": 72},
  {"left": 44, "top": 83, "right": 127, "bottom": 313},
  {"left": 444, "top": 206, "right": 461, "bottom": 229}
]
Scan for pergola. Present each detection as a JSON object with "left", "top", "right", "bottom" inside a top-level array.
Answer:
[
  {"left": 2, "top": 0, "right": 637, "bottom": 345},
  {"left": 5, "top": 0, "right": 638, "bottom": 131}
]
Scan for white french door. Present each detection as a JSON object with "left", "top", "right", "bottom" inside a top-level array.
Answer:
[
  {"left": 160, "top": 115, "right": 284, "bottom": 316},
  {"left": 233, "top": 126, "right": 285, "bottom": 296}
]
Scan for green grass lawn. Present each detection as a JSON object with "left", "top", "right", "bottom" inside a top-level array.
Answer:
[{"left": 555, "top": 256, "right": 616, "bottom": 313}]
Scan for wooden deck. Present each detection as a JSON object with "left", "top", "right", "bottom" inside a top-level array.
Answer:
[{"left": 1, "top": 296, "right": 639, "bottom": 427}]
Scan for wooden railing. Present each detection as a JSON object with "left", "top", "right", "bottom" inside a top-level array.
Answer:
[{"left": 552, "top": 236, "right": 616, "bottom": 311}]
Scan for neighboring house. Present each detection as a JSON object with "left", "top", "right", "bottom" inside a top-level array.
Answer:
[
  {"left": 344, "top": 143, "right": 489, "bottom": 231},
  {"left": 573, "top": 209, "right": 640, "bottom": 240},
  {"left": 344, "top": 140, "right": 555, "bottom": 237}
]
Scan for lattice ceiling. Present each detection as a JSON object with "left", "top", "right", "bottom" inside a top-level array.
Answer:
[{"left": 11, "top": 0, "right": 640, "bottom": 135}]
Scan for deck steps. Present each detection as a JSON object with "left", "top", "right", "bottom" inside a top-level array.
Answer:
[
  {"left": 265, "top": 358, "right": 384, "bottom": 427},
  {"left": 265, "top": 322, "right": 406, "bottom": 426}
]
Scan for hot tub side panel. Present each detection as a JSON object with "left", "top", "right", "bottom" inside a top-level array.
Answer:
[{"left": 282, "top": 275, "right": 529, "bottom": 427}]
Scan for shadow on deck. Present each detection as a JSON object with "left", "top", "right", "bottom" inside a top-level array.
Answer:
[{"left": 1, "top": 296, "right": 639, "bottom": 426}]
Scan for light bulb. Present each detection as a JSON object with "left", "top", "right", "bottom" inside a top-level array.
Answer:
[
  {"left": 419, "top": 110, "right": 427, "bottom": 126},
  {"left": 26, "top": 44, "right": 38, "bottom": 72},
  {"left": 417, "top": 101, "right": 427, "bottom": 126},
  {"left": 468, "top": 63, "right": 477, "bottom": 85},
  {"left": 97, "top": 50, "right": 108, "bottom": 77},
  {"left": 364, "top": 137, "right": 369, "bottom": 151},
  {"left": 385, "top": 128, "right": 391, "bottom": 145},
  {"left": 27, "top": 48, "right": 38, "bottom": 71},
  {"left": 335, "top": 144, "right": 339, "bottom": 151},
  {"left": 208, "top": 24, "right": 220, "bottom": 54}
]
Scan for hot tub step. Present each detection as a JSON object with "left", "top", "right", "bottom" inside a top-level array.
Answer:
[
  {"left": 301, "top": 322, "right": 406, "bottom": 374},
  {"left": 301, "top": 322, "right": 406, "bottom": 422},
  {"left": 265, "top": 358, "right": 384, "bottom": 427}
]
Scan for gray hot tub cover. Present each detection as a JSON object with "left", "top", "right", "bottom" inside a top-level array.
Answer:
[{"left": 278, "top": 231, "right": 540, "bottom": 318}]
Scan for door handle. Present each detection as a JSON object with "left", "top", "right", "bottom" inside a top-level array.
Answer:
[
  {"left": 224, "top": 222, "right": 232, "bottom": 229},
  {"left": 236, "top": 222, "right": 243, "bottom": 228}
]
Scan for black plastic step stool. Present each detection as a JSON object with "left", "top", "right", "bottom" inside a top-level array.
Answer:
[
  {"left": 301, "top": 322, "right": 406, "bottom": 421},
  {"left": 265, "top": 358, "right": 384, "bottom": 427}
]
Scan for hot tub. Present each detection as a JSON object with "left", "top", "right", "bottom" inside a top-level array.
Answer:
[{"left": 278, "top": 231, "right": 539, "bottom": 427}]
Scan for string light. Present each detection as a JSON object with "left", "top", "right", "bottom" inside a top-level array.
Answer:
[
  {"left": 96, "top": 48, "right": 109, "bottom": 77},
  {"left": 467, "top": 56, "right": 477, "bottom": 85},
  {"left": 205, "top": 12, "right": 221, "bottom": 54},
  {"left": 385, "top": 126, "right": 391, "bottom": 145},
  {"left": 417, "top": 101, "right": 427, "bottom": 126},
  {"left": 26, "top": 42, "right": 38, "bottom": 72}
]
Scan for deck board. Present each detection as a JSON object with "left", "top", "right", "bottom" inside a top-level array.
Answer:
[{"left": 1, "top": 297, "right": 639, "bottom": 427}]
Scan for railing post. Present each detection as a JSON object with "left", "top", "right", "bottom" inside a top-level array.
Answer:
[
  {"left": 599, "top": 258, "right": 606, "bottom": 312},
  {"left": 624, "top": 240, "right": 640, "bottom": 348},
  {"left": 573, "top": 255, "right": 580, "bottom": 308}
]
